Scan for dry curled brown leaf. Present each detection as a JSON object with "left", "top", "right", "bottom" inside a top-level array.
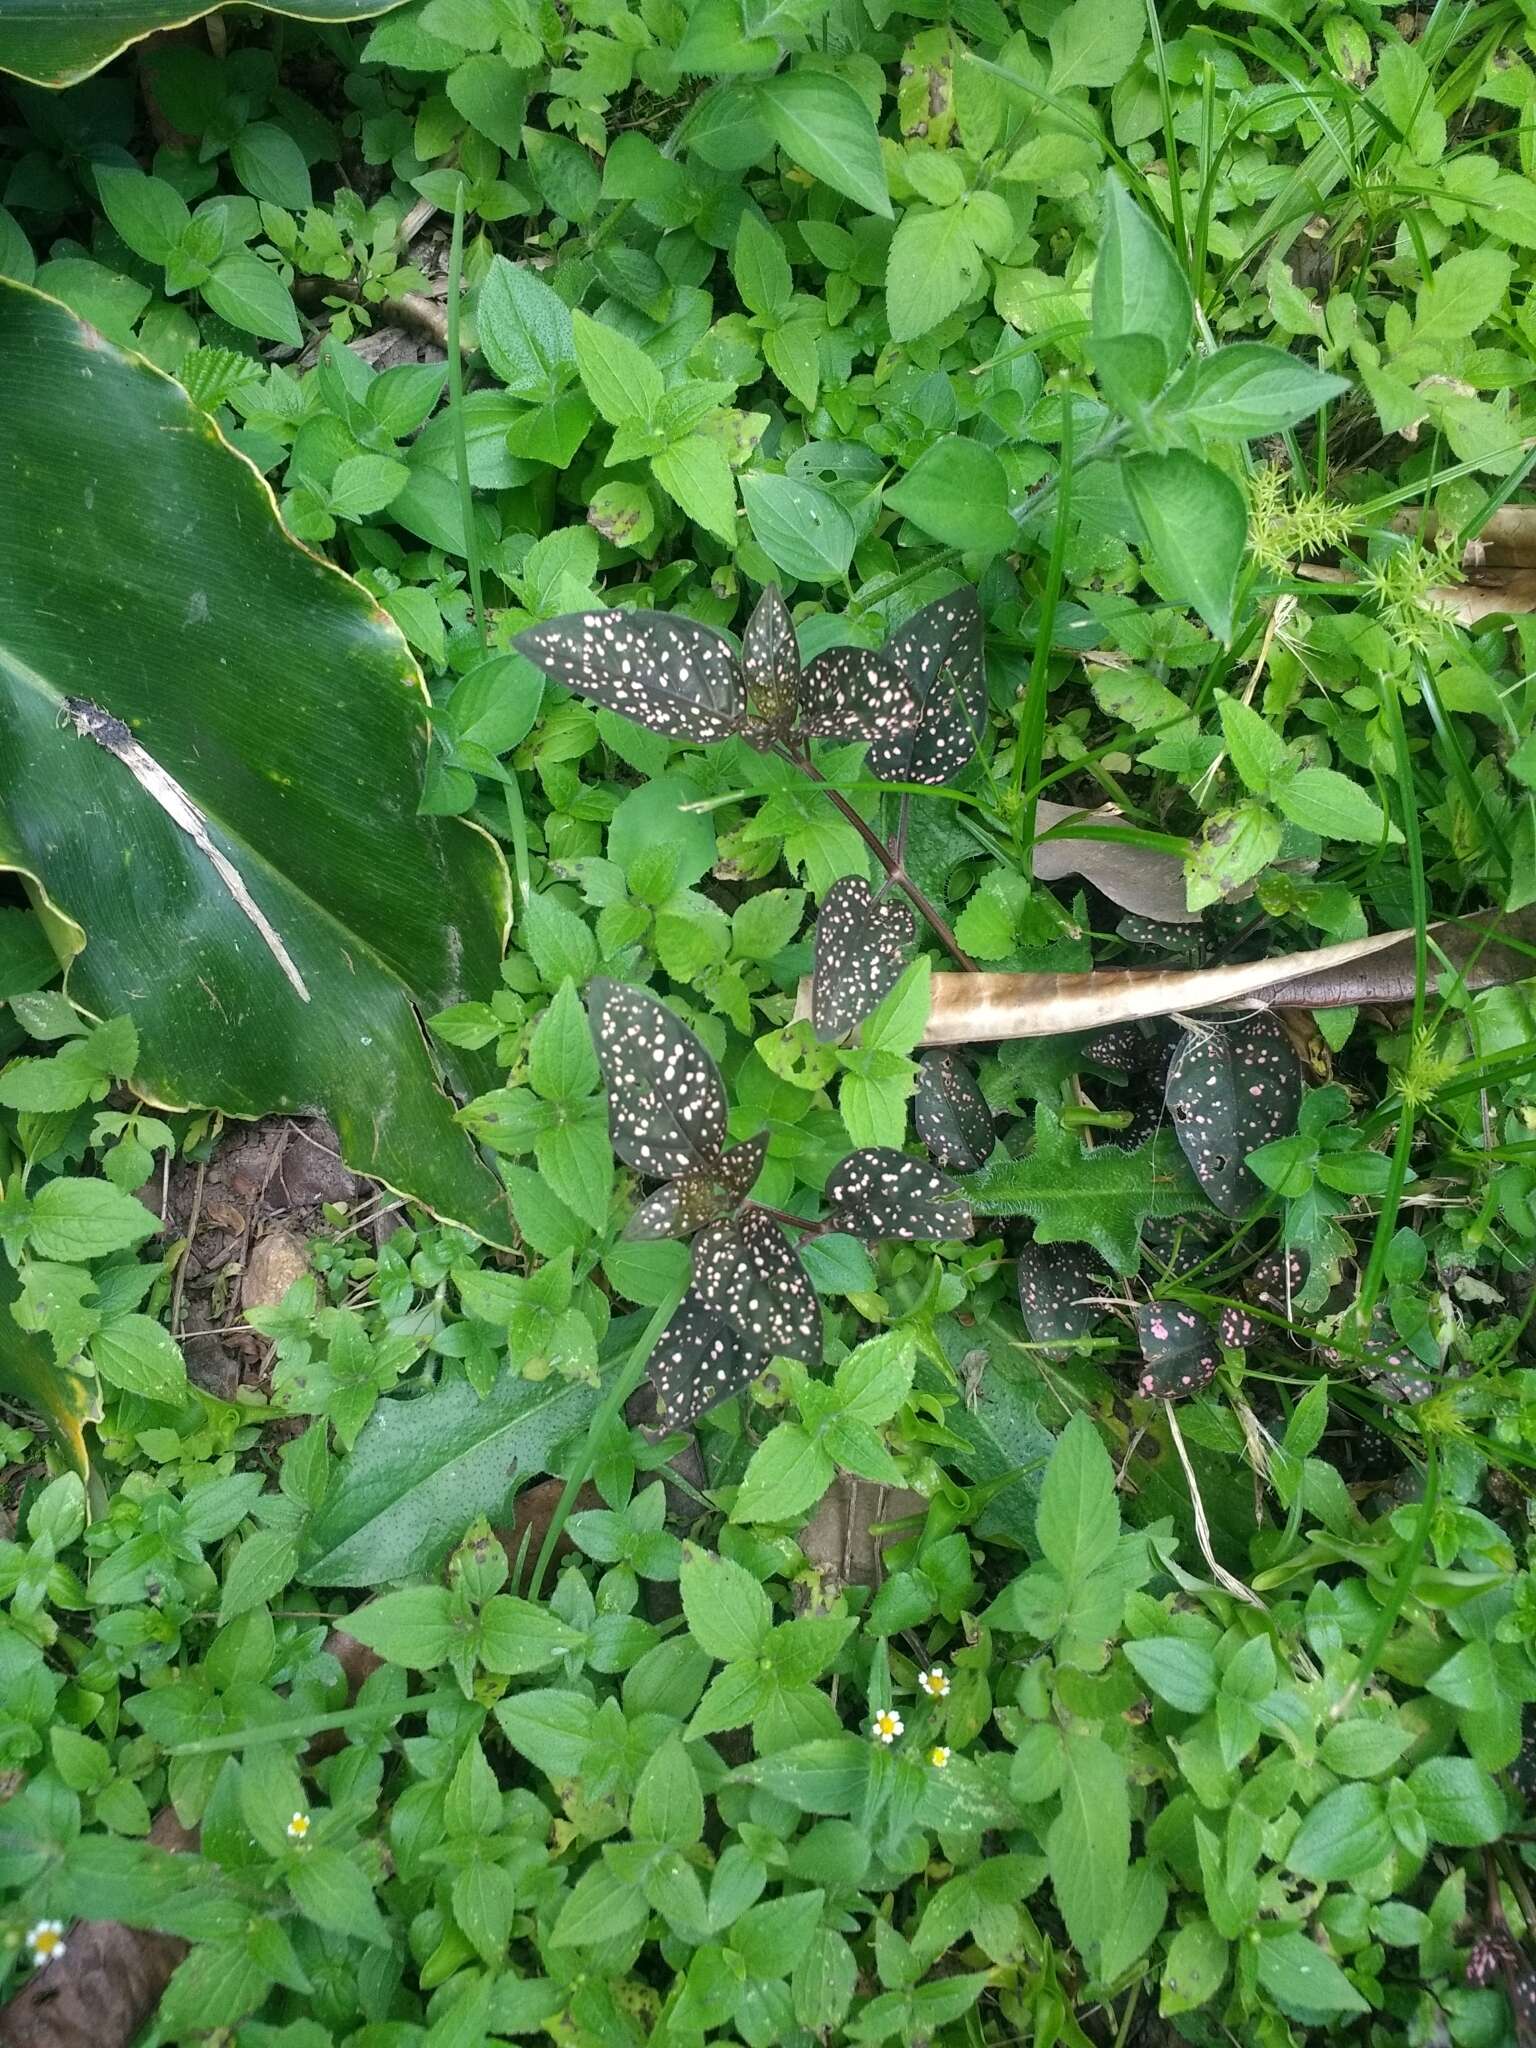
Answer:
[{"left": 1032, "top": 800, "right": 1199, "bottom": 924}]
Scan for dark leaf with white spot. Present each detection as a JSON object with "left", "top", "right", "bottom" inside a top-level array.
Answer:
[
  {"left": 1165, "top": 1013, "right": 1303, "bottom": 1218},
  {"left": 914, "top": 1050, "right": 994, "bottom": 1173},
  {"left": 1134, "top": 1301, "right": 1222, "bottom": 1400},
  {"left": 824, "top": 1147, "right": 973, "bottom": 1242},
  {"left": 1511, "top": 1967, "right": 1536, "bottom": 2045},
  {"left": 691, "top": 1208, "right": 821, "bottom": 1370},
  {"left": 649, "top": 1291, "right": 767, "bottom": 1431},
  {"left": 1082, "top": 1023, "right": 1153, "bottom": 1075},
  {"left": 811, "top": 878, "right": 914, "bottom": 1041},
  {"left": 587, "top": 978, "right": 727, "bottom": 1178},
  {"left": 741, "top": 584, "right": 800, "bottom": 740},
  {"left": 624, "top": 1133, "right": 768, "bottom": 1241},
  {"left": 797, "top": 642, "right": 918, "bottom": 745},
  {"left": 1117, "top": 913, "right": 1204, "bottom": 959},
  {"left": 1016, "top": 1239, "right": 1102, "bottom": 1348},
  {"left": 515, "top": 608, "right": 743, "bottom": 743},
  {"left": 866, "top": 587, "right": 986, "bottom": 786}
]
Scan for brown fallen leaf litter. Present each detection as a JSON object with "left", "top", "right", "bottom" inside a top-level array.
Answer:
[
  {"left": 153, "top": 1114, "right": 364, "bottom": 1399},
  {"left": 0, "top": 1807, "right": 195, "bottom": 2048}
]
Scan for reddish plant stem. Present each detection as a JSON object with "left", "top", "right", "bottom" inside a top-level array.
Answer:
[
  {"left": 786, "top": 749, "right": 978, "bottom": 972},
  {"left": 754, "top": 1202, "right": 831, "bottom": 1237}
]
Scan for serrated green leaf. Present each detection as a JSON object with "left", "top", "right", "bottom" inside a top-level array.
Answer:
[{"left": 965, "top": 1106, "right": 1196, "bottom": 1271}]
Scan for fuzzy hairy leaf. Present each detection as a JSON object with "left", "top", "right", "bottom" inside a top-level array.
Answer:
[{"left": 968, "top": 1107, "right": 1197, "bottom": 1272}]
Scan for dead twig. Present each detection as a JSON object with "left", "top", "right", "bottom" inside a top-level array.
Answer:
[
  {"left": 169, "top": 1159, "right": 206, "bottom": 1340},
  {"left": 295, "top": 276, "right": 453, "bottom": 351}
]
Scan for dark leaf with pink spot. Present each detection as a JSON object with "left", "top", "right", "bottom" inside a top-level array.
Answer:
[
  {"left": 1245, "top": 1247, "right": 1309, "bottom": 1319},
  {"left": 1217, "top": 1304, "right": 1258, "bottom": 1348},
  {"left": 1134, "top": 1300, "right": 1222, "bottom": 1399}
]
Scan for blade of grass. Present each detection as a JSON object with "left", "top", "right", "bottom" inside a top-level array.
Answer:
[
  {"left": 1353, "top": 664, "right": 1431, "bottom": 1330},
  {"left": 446, "top": 177, "right": 486, "bottom": 655},
  {"left": 1014, "top": 392, "right": 1074, "bottom": 858}
]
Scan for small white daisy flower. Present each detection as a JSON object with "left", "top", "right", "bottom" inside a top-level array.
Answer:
[
  {"left": 929, "top": 1745, "right": 952, "bottom": 1769},
  {"left": 917, "top": 1666, "right": 951, "bottom": 1699},
  {"left": 26, "top": 1921, "right": 65, "bottom": 1966},
  {"left": 870, "top": 1708, "right": 904, "bottom": 1745},
  {"left": 286, "top": 1811, "right": 311, "bottom": 1841}
]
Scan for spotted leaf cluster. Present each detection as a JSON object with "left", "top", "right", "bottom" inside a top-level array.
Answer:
[
  {"left": 516, "top": 586, "right": 987, "bottom": 788},
  {"left": 516, "top": 584, "right": 921, "bottom": 754},
  {"left": 591, "top": 981, "right": 970, "bottom": 1430}
]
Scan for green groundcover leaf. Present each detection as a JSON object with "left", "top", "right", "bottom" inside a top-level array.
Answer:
[
  {"left": 0, "top": 282, "right": 513, "bottom": 1246},
  {"left": 0, "top": 0, "right": 406, "bottom": 89},
  {"left": 300, "top": 1368, "right": 599, "bottom": 1584}
]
